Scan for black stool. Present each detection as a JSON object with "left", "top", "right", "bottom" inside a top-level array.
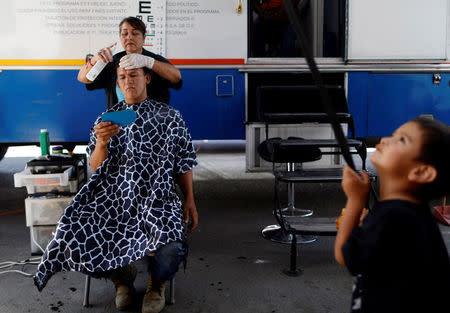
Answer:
[
  {"left": 255, "top": 85, "right": 365, "bottom": 246},
  {"left": 258, "top": 137, "right": 322, "bottom": 244}
]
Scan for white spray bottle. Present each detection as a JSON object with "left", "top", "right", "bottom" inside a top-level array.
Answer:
[{"left": 86, "top": 43, "right": 117, "bottom": 81}]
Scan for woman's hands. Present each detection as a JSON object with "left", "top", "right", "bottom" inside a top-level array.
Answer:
[
  {"left": 119, "top": 54, "right": 155, "bottom": 70},
  {"left": 78, "top": 43, "right": 117, "bottom": 83},
  {"left": 92, "top": 43, "right": 117, "bottom": 64}
]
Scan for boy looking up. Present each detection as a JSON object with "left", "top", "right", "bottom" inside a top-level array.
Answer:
[{"left": 335, "top": 117, "right": 450, "bottom": 313}]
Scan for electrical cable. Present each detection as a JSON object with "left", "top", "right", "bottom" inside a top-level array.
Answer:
[
  {"left": 0, "top": 269, "right": 34, "bottom": 277},
  {"left": 283, "top": 0, "right": 356, "bottom": 171},
  {"left": 283, "top": 0, "right": 380, "bottom": 204},
  {"left": 30, "top": 224, "right": 46, "bottom": 254},
  {"left": 0, "top": 221, "right": 45, "bottom": 277},
  {"left": 0, "top": 259, "right": 40, "bottom": 269},
  {"left": 0, "top": 257, "right": 40, "bottom": 277}
]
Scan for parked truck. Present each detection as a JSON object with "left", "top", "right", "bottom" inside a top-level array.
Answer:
[{"left": 1, "top": 0, "right": 449, "bottom": 167}]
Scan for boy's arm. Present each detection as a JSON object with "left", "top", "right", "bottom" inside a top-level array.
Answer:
[
  {"left": 177, "top": 170, "right": 198, "bottom": 233},
  {"left": 334, "top": 166, "right": 370, "bottom": 265}
]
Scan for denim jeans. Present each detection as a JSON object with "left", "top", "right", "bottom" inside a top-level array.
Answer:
[
  {"left": 87, "top": 241, "right": 187, "bottom": 282},
  {"left": 146, "top": 241, "right": 187, "bottom": 281}
]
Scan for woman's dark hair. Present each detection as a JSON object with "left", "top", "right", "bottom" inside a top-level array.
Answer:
[
  {"left": 411, "top": 117, "right": 450, "bottom": 200},
  {"left": 119, "top": 17, "right": 146, "bottom": 37}
]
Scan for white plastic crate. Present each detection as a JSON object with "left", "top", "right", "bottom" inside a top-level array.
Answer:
[
  {"left": 29, "top": 225, "right": 56, "bottom": 255},
  {"left": 25, "top": 196, "right": 73, "bottom": 226},
  {"left": 25, "top": 178, "right": 79, "bottom": 194},
  {"left": 14, "top": 166, "right": 73, "bottom": 187}
]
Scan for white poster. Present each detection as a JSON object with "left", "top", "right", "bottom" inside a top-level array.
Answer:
[
  {"left": 134, "top": 0, "right": 166, "bottom": 55},
  {"left": 0, "top": 0, "right": 246, "bottom": 64},
  {"left": 165, "top": 0, "right": 246, "bottom": 59},
  {"left": 0, "top": 0, "right": 166, "bottom": 62}
]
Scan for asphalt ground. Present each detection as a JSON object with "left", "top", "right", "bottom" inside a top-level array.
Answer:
[{"left": 0, "top": 143, "right": 448, "bottom": 313}]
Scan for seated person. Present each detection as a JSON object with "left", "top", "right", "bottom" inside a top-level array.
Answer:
[{"left": 34, "top": 63, "right": 198, "bottom": 313}]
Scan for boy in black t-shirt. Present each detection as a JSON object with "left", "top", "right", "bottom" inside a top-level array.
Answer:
[{"left": 335, "top": 117, "right": 450, "bottom": 313}]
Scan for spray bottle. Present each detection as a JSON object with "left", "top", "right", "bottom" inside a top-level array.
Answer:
[{"left": 86, "top": 43, "right": 117, "bottom": 81}]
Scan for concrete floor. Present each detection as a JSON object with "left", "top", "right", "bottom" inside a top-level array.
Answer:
[{"left": 0, "top": 143, "right": 449, "bottom": 313}]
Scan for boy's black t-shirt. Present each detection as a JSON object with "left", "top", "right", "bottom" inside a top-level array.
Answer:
[
  {"left": 342, "top": 199, "right": 450, "bottom": 313},
  {"left": 86, "top": 48, "right": 182, "bottom": 109}
]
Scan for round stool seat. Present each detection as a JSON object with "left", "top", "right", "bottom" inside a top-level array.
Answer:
[{"left": 257, "top": 137, "right": 322, "bottom": 164}]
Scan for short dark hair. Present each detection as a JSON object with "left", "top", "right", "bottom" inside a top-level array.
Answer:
[
  {"left": 119, "top": 17, "right": 146, "bottom": 37},
  {"left": 411, "top": 117, "right": 450, "bottom": 200}
]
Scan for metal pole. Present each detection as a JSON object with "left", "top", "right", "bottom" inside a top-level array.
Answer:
[
  {"left": 169, "top": 278, "right": 175, "bottom": 304},
  {"left": 83, "top": 276, "right": 91, "bottom": 307}
]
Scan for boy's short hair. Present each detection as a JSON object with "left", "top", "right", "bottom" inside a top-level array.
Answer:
[
  {"left": 119, "top": 17, "right": 146, "bottom": 37},
  {"left": 412, "top": 117, "right": 450, "bottom": 200}
]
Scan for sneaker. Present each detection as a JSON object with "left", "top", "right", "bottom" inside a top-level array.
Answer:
[{"left": 142, "top": 276, "right": 166, "bottom": 313}]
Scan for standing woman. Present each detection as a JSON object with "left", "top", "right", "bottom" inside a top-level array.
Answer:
[{"left": 78, "top": 16, "right": 182, "bottom": 109}]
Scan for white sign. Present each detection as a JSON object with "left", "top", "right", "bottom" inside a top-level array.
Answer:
[
  {"left": 0, "top": 0, "right": 247, "bottom": 64},
  {"left": 165, "top": 0, "right": 246, "bottom": 59},
  {"left": 0, "top": 0, "right": 166, "bottom": 61},
  {"left": 136, "top": 1, "right": 166, "bottom": 55}
]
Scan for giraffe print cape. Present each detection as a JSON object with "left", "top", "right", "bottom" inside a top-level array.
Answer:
[{"left": 34, "top": 98, "right": 197, "bottom": 291}]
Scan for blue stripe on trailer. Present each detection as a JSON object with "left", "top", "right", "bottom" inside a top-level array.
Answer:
[{"left": 0, "top": 69, "right": 246, "bottom": 143}]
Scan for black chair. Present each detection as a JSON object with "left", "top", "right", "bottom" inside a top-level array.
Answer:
[
  {"left": 258, "top": 136, "right": 322, "bottom": 218},
  {"left": 273, "top": 169, "right": 378, "bottom": 276},
  {"left": 256, "top": 85, "right": 371, "bottom": 249}
]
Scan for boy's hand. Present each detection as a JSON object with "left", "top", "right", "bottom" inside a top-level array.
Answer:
[{"left": 342, "top": 166, "right": 370, "bottom": 203}]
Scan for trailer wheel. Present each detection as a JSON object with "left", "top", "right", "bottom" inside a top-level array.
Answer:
[{"left": 0, "top": 145, "right": 8, "bottom": 161}]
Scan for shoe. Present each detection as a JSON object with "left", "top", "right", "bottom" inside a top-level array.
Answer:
[
  {"left": 115, "top": 284, "right": 136, "bottom": 310},
  {"left": 142, "top": 276, "right": 166, "bottom": 313},
  {"left": 112, "top": 264, "right": 138, "bottom": 310}
]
